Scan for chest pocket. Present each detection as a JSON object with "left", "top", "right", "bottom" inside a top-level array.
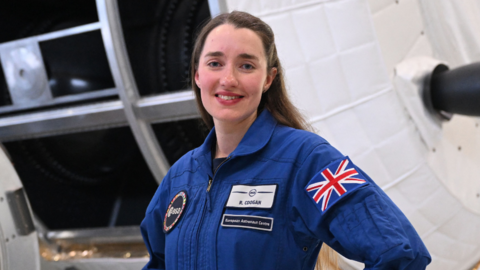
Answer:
[{"left": 216, "top": 180, "right": 285, "bottom": 270}]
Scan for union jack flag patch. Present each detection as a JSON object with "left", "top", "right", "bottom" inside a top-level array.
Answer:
[{"left": 305, "top": 157, "right": 368, "bottom": 214}]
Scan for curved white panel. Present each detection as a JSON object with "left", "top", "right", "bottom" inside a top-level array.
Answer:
[
  {"left": 419, "top": 0, "right": 480, "bottom": 68},
  {"left": 227, "top": 0, "right": 480, "bottom": 269},
  {"left": 0, "top": 145, "right": 40, "bottom": 270}
]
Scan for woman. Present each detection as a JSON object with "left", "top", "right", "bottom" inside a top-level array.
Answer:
[{"left": 141, "top": 11, "right": 431, "bottom": 270}]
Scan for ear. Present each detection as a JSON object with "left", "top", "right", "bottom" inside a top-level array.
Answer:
[
  {"left": 195, "top": 70, "right": 201, "bottom": 88},
  {"left": 263, "top": 67, "right": 277, "bottom": 92}
]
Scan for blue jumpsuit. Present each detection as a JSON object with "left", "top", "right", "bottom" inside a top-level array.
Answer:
[{"left": 141, "top": 110, "right": 431, "bottom": 270}]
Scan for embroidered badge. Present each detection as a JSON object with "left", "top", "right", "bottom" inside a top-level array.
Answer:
[
  {"left": 305, "top": 157, "right": 367, "bottom": 214},
  {"left": 221, "top": 214, "right": 273, "bottom": 231},
  {"left": 164, "top": 191, "right": 187, "bottom": 233},
  {"left": 226, "top": 185, "right": 277, "bottom": 208}
]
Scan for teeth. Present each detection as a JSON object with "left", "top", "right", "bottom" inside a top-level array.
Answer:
[{"left": 218, "top": 95, "right": 240, "bottom": 100}]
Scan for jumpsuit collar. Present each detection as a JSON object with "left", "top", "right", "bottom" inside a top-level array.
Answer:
[{"left": 192, "top": 109, "right": 278, "bottom": 161}]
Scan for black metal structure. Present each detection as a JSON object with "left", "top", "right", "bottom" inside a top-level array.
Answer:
[{"left": 0, "top": 0, "right": 210, "bottom": 231}]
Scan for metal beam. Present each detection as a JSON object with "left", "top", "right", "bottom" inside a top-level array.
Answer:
[
  {"left": 136, "top": 90, "right": 199, "bottom": 124},
  {"left": 0, "top": 100, "right": 125, "bottom": 141},
  {"left": 97, "top": 0, "right": 173, "bottom": 183},
  {"left": 0, "top": 89, "right": 117, "bottom": 115},
  {"left": 0, "top": 23, "right": 102, "bottom": 49},
  {"left": 0, "top": 91, "right": 199, "bottom": 142}
]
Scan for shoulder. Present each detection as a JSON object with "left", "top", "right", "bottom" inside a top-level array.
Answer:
[
  {"left": 265, "top": 125, "right": 342, "bottom": 167},
  {"left": 272, "top": 124, "right": 327, "bottom": 145},
  {"left": 167, "top": 149, "right": 200, "bottom": 180}
]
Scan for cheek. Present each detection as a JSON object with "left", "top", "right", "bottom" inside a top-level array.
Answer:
[
  {"left": 246, "top": 75, "right": 267, "bottom": 96},
  {"left": 197, "top": 71, "right": 215, "bottom": 90},
  {"left": 200, "top": 88, "right": 212, "bottom": 111},
  {"left": 200, "top": 88, "right": 208, "bottom": 102}
]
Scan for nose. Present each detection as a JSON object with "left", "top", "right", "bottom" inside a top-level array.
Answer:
[{"left": 220, "top": 65, "right": 238, "bottom": 88}]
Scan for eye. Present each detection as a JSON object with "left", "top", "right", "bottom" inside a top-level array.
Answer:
[
  {"left": 208, "top": 61, "right": 221, "bottom": 68},
  {"left": 241, "top": 63, "right": 254, "bottom": 70}
]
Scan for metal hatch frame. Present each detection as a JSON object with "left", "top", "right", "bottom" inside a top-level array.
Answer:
[{"left": 0, "top": 0, "right": 228, "bottom": 183}]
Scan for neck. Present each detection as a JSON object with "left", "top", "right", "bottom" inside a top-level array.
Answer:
[{"left": 213, "top": 113, "right": 257, "bottom": 158}]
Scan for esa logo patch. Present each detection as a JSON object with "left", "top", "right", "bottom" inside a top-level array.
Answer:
[{"left": 164, "top": 191, "right": 187, "bottom": 233}]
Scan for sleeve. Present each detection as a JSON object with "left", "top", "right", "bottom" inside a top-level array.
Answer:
[
  {"left": 140, "top": 172, "right": 171, "bottom": 270},
  {"left": 141, "top": 212, "right": 166, "bottom": 270},
  {"left": 290, "top": 143, "right": 431, "bottom": 269}
]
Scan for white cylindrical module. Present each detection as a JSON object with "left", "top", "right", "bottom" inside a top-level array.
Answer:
[
  {"left": 0, "top": 144, "right": 40, "bottom": 270},
  {"left": 227, "top": 0, "right": 480, "bottom": 269}
]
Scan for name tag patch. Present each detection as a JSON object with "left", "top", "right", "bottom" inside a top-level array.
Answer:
[
  {"left": 221, "top": 214, "right": 273, "bottom": 231},
  {"left": 226, "top": 185, "right": 277, "bottom": 208}
]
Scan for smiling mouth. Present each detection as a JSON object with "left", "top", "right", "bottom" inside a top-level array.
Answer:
[{"left": 216, "top": 94, "right": 243, "bottom": 100}]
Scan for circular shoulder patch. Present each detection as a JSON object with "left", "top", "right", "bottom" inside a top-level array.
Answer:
[{"left": 164, "top": 191, "right": 187, "bottom": 233}]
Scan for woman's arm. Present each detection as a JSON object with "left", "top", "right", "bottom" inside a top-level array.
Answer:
[
  {"left": 326, "top": 184, "right": 431, "bottom": 269},
  {"left": 290, "top": 143, "right": 431, "bottom": 269},
  {"left": 140, "top": 170, "right": 172, "bottom": 270},
  {"left": 141, "top": 211, "right": 166, "bottom": 270}
]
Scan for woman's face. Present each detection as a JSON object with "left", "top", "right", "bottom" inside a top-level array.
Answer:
[{"left": 195, "top": 24, "right": 276, "bottom": 128}]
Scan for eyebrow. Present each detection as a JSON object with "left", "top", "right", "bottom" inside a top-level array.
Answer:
[
  {"left": 238, "top": 53, "right": 259, "bottom": 61},
  {"left": 205, "top": 51, "right": 224, "bottom": 57},
  {"left": 204, "top": 51, "right": 260, "bottom": 61}
]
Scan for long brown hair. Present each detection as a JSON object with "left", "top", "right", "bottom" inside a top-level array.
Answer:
[{"left": 190, "top": 11, "right": 310, "bottom": 131}]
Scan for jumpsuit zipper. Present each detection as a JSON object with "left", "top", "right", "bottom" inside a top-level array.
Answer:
[
  {"left": 209, "top": 157, "right": 231, "bottom": 192},
  {"left": 208, "top": 156, "right": 231, "bottom": 210},
  {"left": 195, "top": 156, "right": 231, "bottom": 270}
]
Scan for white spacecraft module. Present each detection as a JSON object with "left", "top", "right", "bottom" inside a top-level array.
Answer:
[
  {"left": 0, "top": 145, "right": 40, "bottom": 270},
  {"left": 226, "top": 0, "right": 480, "bottom": 269}
]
